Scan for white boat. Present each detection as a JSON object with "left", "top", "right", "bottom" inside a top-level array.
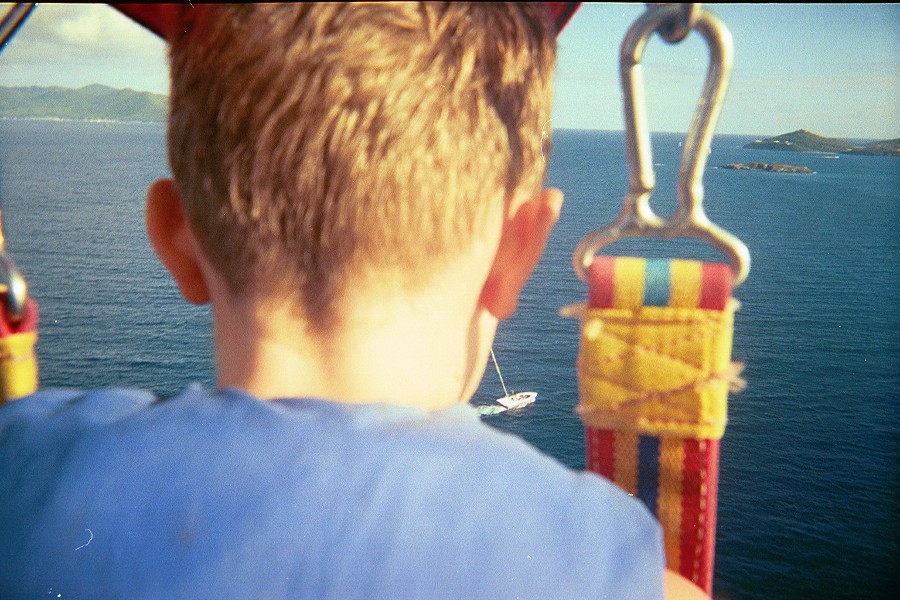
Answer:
[
  {"left": 490, "top": 348, "right": 536, "bottom": 410},
  {"left": 496, "top": 391, "right": 537, "bottom": 409}
]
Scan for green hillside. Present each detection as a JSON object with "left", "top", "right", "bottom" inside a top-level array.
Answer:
[
  {"left": 0, "top": 84, "right": 166, "bottom": 122},
  {"left": 744, "top": 129, "right": 898, "bottom": 156},
  {"left": 855, "top": 138, "right": 900, "bottom": 156}
]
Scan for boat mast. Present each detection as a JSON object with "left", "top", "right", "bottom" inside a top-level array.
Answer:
[{"left": 490, "top": 347, "right": 510, "bottom": 397}]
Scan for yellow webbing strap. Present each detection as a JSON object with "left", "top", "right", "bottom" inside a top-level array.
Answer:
[
  {"left": 578, "top": 255, "right": 743, "bottom": 593},
  {"left": 578, "top": 257, "right": 738, "bottom": 439},
  {"left": 0, "top": 298, "right": 38, "bottom": 403}
]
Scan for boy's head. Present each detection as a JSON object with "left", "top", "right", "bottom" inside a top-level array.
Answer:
[{"left": 161, "top": 3, "right": 557, "bottom": 329}]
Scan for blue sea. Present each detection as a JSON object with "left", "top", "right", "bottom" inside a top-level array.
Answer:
[{"left": 1, "top": 120, "right": 897, "bottom": 599}]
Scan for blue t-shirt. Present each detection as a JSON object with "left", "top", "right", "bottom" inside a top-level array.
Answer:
[{"left": 0, "top": 386, "right": 664, "bottom": 599}]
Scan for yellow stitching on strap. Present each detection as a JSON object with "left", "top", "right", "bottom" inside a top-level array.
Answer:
[{"left": 577, "top": 299, "right": 738, "bottom": 439}]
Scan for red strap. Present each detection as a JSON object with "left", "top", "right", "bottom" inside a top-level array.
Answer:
[
  {"left": 113, "top": 3, "right": 582, "bottom": 41},
  {"left": 113, "top": 4, "right": 186, "bottom": 40},
  {"left": 545, "top": 2, "right": 581, "bottom": 34},
  {"left": 581, "top": 256, "right": 733, "bottom": 594}
]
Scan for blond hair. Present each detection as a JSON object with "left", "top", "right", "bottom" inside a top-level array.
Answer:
[{"left": 167, "top": 3, "right": 556, "bottom": 327}]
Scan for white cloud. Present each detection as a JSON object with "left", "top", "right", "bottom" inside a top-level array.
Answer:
[
  {"left": 54, "top": 6, "right": 106, "bottom": 47},
  {"left": 4, "top": 3, "right": 165, "bottom": 58},
  {"left": 0, "top": 3, "right": 169, "bottom": 94}
]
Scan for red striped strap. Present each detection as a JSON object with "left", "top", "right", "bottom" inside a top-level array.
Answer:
[{"left": 581, "top": 256, "right": 734, "bottom": 594}]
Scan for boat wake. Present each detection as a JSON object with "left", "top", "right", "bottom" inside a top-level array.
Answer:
[{"left": 474, "top": 404, "right": 508, "bottom": 416}]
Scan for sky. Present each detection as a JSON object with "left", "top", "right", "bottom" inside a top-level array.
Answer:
[{"left": 0, "top": 3, "right": 897, "bottom": 139}]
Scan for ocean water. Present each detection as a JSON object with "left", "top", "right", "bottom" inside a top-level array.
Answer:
[{"left": 1, "top": 120, "right": 897, "bottom": 599}]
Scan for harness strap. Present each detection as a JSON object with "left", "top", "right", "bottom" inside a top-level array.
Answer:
[
  {"left": 0, "top": 297, "right": 38, "bottom": 403},
  {"left": 578, "top": 255, "right": 740, "bottom": 593}
]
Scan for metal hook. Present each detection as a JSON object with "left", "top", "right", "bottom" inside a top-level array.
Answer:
[
  {"left": 0, "top": 255, "right": 27, "bottom": 322},
  {"left": 573, "top": 4, "right": 750, "bottom": 287},
  {"left": 0, "top": 4, "right": 35, "bottom": 322},
  {"left": 0, "top": 211, "right": 28, "bottom": 322}
]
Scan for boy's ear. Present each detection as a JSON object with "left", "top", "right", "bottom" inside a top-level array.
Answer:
[
  {"left": 479, "top": 187, "right": 563, "bottom": 319},
  {"left": 146, "top": 179, "right": 211, "bottom": 305}
]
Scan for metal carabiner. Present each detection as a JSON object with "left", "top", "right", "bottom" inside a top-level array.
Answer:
[
  {"left": 0, "top": 211, "right": 28, "bottom": 322},
  {"left": 573, "top": 4, "right": 750, "bottom": 287},
  {"left": 0, "top": 4, "right": 35, "bottom": 323}
]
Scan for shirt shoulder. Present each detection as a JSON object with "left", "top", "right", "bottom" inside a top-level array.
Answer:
[
  {"left": 0, "top": 387, "right": 664, "bottom": 599},
  {"left": 301, "top": 399, "right": 665, "bottom": 599}
]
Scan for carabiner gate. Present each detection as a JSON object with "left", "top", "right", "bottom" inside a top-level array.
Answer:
[{"left": 573, "top": 3, "right": 750, "bottom": 287}]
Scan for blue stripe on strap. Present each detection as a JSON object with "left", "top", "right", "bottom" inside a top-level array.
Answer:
[
  {"left": 637, "top": 435, "right": 660, "bottom": 515},
  {"left": 643, "top": 259, "right": 671, "bottom": 306}
]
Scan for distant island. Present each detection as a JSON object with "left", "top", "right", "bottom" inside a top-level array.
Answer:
[
  {"left": 0, "top": 84, "right": 166, "bottom": 122},
  {"left": 719, "top": 162, "right": 813, "bottom": 174},
  {"left": 744, "top": 129, "right": 899, "bottom": 157}
]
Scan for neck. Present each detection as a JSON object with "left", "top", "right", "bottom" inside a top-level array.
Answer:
[{"left": 211, "top": 272, "right": 498, "bottom": 412}]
